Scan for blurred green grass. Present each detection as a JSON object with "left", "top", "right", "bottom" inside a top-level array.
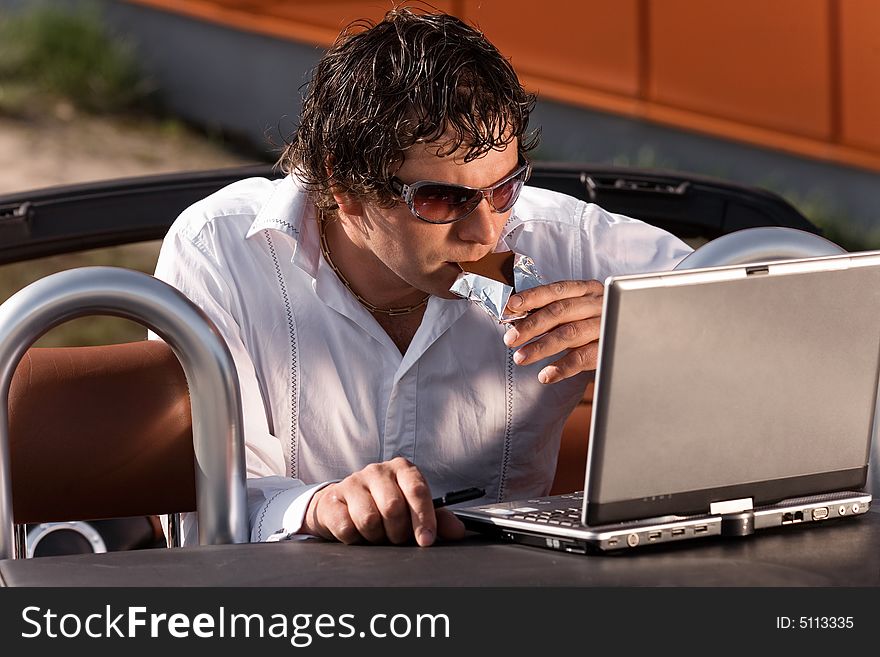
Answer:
[
  {"left": 0, "top": 242, "right": 163, "bottom": 347},
  {"left": 0, "top": 2, "right": 154, "bottom": 116},
  {"left": 775, "top": 190, "right": 880, "bottom": 252}
]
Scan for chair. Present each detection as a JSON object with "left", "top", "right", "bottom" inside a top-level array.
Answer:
[
  {"left": 9, "top": 341, "right": 194, "bottom": 542},
  {"left": 550, "top": 227, "right": 846, "bottom": 494},
  {"left": 0, "top": 266, "right": 249, "bottom": 559}
]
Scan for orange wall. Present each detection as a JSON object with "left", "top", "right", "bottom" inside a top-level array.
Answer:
[
  {"left": 126, "top": 0, "right": 880, "bottom": 173},
  {"left": 840, "top": 0, "right": 880, "bottom": 153}
]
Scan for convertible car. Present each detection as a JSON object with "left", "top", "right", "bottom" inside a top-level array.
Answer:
[{"left": 3, "top": 162, "right": 876, "bottom": 588}]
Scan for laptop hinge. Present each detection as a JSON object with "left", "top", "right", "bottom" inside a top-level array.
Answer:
[{"left": 710, "top": 498, "right": 754, "bottom": 515}]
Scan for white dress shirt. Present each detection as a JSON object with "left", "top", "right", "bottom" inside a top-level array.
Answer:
[{"left": 153, "top": 174, "right": 692, "bottom": 543}]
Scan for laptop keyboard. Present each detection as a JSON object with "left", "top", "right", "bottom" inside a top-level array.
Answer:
[
  {"left": 500, "top": 493, "right": 586, "bottom": 527},
  {"left": 513, "top": 507, "right": 585, "bottom": 527}
]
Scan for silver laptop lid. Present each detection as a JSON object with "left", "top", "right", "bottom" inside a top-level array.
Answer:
[{"left": 584, "top": 251, "right": 880, "bottom": 526}]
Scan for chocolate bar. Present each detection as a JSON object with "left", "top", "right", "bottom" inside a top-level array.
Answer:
[{"left": 458, "top": 251, "right": 516, "bottom": 286}]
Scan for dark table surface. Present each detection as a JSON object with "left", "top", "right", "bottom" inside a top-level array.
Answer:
[{"left": 2, "top": 511, "right": 879, "bottom": 587}]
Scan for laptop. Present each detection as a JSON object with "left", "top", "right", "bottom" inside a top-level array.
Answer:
[{"left": 454, "top": 251, "right": 880, "bottom": 552}]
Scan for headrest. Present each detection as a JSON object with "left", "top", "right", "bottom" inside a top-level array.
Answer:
[{"left": 8, "top": 341, "right": 195, "bottom": 523}]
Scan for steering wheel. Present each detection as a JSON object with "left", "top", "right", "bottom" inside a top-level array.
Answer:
[{"left": 674, "top": 226, "right": 846, "bottom": 270}]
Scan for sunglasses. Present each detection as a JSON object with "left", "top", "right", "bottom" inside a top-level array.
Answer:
[{"left": 389, "top": 157, "right": 531, "bottom": 224}]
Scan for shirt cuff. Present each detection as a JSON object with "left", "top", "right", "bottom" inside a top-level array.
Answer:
[{"left": 251, "top": 481, "right": 335, "bottom": 542}]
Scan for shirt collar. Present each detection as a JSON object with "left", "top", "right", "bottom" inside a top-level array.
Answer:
[
  {"left": 497, "top": 208, "right": 523, "bottom": 252},
  {"left": 246, "top": 174, "right": 322, "bottom": 278}
]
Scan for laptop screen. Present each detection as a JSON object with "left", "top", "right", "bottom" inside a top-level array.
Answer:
[{"left": 585, "top": 253, "right": 880, "bottom": 525}]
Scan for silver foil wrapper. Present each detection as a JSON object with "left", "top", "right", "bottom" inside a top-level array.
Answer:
[{"left": 450, "top": 253, "right": 543, "bottom": 323}]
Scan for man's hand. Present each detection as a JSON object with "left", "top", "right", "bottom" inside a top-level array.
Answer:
[
  {"left": 503, "top": 279, "right": 604, "bottom": 384},
  {"left": 302, "top": 457, "right": 466, "bottom": 547}
]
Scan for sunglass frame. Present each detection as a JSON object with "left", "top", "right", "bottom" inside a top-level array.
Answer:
[{"left": 389, "top": 158, "right": 532, "bottom": 224}]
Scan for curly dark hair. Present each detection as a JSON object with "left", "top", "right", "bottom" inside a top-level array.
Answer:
[{"left": 278, "top": 6, "right": 539, "bottom": 211}]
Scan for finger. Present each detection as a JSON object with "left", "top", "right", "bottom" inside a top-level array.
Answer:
[
  {"left": 512, "top": 317, "right": 600, "bottom": 367},
  {"left": 342, "top": 484, "right": 387, "bottom": 544},
  {"left": 316, "top": 487, "right": 363, "bottom": 544},
  {"left": 368, "top": 465, "right": 415, "bottom": 545},
  {"left": 505, "top": 280, "right": 603, "bottom": 316},
  {"left": 537, "top": 342, "right": 600, "bottom": 384},
  {"left": 435, "top": 509, "right": 466, "bottom": 541},
  {"left": 393, "top": 460, "right": 437, "bottom": 547},
  {"left": 504, "top": 295, "right": 602, "bottom": 348}
]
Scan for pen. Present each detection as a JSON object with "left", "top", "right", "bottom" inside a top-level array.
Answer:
[{"left": 432, "top": 486, "right": 486, "bottom": 508}]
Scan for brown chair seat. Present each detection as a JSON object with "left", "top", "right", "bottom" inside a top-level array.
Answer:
[
  {"left": 550, "top": 380, "right": 594, "bottom": 495},
  {"left": 8, "top": 341, "right": 195, "bottom": 524}
]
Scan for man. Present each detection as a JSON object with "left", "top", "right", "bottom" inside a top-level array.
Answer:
[{"left": 154, "top": 8, "right": 692, "bottom": 546}]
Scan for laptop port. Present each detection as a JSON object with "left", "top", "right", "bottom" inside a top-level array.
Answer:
[
  {"left": 694, "top": 525, "right": 708, "bottom": 534},
  {"left": 812, "top": 507, "right": 829, "bottom": 520},
  {"left": 648, "top": 531, "right": 662, "bottom": 542},
  {"left": 607, "top": 538, "right": 619, "bottom": 547},
  {"left": 671, "top": 527, "right": 686, "bottom": 537},
  {"left": 782, "top": 512, "right": 793, "bottom": 524},
  {"left": 794, "top": 511, "right": 804, "bottom": 522}
]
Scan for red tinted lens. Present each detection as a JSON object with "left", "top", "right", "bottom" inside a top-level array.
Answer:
[
  {"left": 412, "top": 184, "right": 481, "bottom": 222},
  {"left": 490, "top": 176, "right": 525, "bottom": 213}
]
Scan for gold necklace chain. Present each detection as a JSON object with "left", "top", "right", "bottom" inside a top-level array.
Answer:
[{"left": 318, "top": 211, "right": 430, "bottom": 316}]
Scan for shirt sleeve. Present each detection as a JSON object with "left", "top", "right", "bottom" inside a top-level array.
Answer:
[
  {"left": 247, "top": 477, "right": 335, "bottom": 542},
  {"left": 152, "top": 215, "right": 324, "bottom": 543},
  {"left": 172, "top": 477, "right": 335, "bottom": 545},
  {"left": 578, "top": 203, "right": 694, "bottom": 281},
  {"left": 503, "top": 192, "right": 693, "bottom": 283}
]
